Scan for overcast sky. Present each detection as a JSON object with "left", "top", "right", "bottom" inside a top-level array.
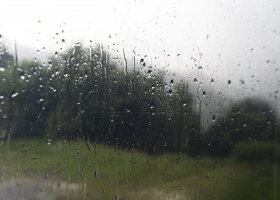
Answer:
[{"left": 1, "top": 0, "right": 280, "bottom": 127}]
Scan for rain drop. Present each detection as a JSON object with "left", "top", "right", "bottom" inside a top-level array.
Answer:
[
  {"left": 46, "top": 139, "right": 51, "bottom": 145},
  {"left": 12, "top": 92, "right": 18, "bottom": 98},
  {"left": 95, "top": 170, "right": 99, "bottom": 178}
]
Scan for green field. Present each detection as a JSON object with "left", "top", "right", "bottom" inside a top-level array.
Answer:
[{"left": 1, "top": 139, "right": 279, "bottom": 200}]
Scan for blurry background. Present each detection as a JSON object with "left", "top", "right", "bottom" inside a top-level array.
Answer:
[{"left": 0, "top": 0, "right": 279, "bottom": 199}]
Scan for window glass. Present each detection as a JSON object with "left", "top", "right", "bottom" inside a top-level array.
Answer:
[{"left": 0, "top": 0, "right": 279, "bottom": 199}]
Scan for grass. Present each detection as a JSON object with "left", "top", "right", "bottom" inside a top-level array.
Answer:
[{"left": 0, "top": 138, "right": 279, "bottom": 200}]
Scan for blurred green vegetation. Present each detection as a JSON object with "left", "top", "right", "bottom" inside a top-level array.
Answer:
[
  {"left": 1, "top": 139, "right": 278, "bottom": 200},
  {"left": 0, "top": 38, "right": 279, "bottom": 199},
  {"left": 0, "top": 41, "right": 198, "bottom": 155},
  {"left": 203, "top": 99, "right": 279, "bottom": 157}
]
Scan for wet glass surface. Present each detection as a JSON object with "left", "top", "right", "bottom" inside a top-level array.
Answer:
[{"left": 0, "top": 0, "right": 279, "bottom": 199}]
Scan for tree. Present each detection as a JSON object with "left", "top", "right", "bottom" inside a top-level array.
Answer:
[
  {"left": 203, "top": 98, "right": 276, "bottom": 157},
  {"left": 1, "top": 40, "right": 197, "bottom": 155}
]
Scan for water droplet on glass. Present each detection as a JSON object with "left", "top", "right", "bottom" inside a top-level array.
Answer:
[
  {"left": 211, "top": 78, "right": 214, "bottom": 84},
  {"left": 169, "top": 89, "right": 172, "bottom": 95},
  {"left": 212, "top": 115, "right": 215, "bottom": 121},
  {"left": 0, "top": 68, "right": 5, "bottom": 72},
  {"left": 194, "top": 78, "right": 197, "bottom": 83},
  {"left": 44, "top": 173, "right": 49, "bottom": 178},
  {"left": 228, "top": 80, "right": 231, "bottom": 85},
  {"left": 12, "top": 92, "right": 18, "bottom": 98},
  {"left": 170, "top": 79, "right": 174, "bottom": 85},
  {"left": 203, "top": 91, "right": 206, "bottom": 97},
  {"left": 46, "top": 139, "right": 51, "bottom": 145},
  {"left": 95, "top": 170, "right": 99, "bottom": 178}
]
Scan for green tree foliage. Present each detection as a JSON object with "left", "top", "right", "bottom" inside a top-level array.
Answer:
[
  {"left": 0, "top": 36, "right": 13, "bottom": 69},
  {"left": 1, "top": 38, "right": 276, "bottom": 159},
  {"left": 0, "top": 40, "right": 199, "bottom": 154},
  {"left": 203, "top": 98, "right": 277, "bottom": 157}
]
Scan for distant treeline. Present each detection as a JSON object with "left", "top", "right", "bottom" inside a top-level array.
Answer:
[{"left": 0, "top": 39, "right": 278, "bottom": 157}]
